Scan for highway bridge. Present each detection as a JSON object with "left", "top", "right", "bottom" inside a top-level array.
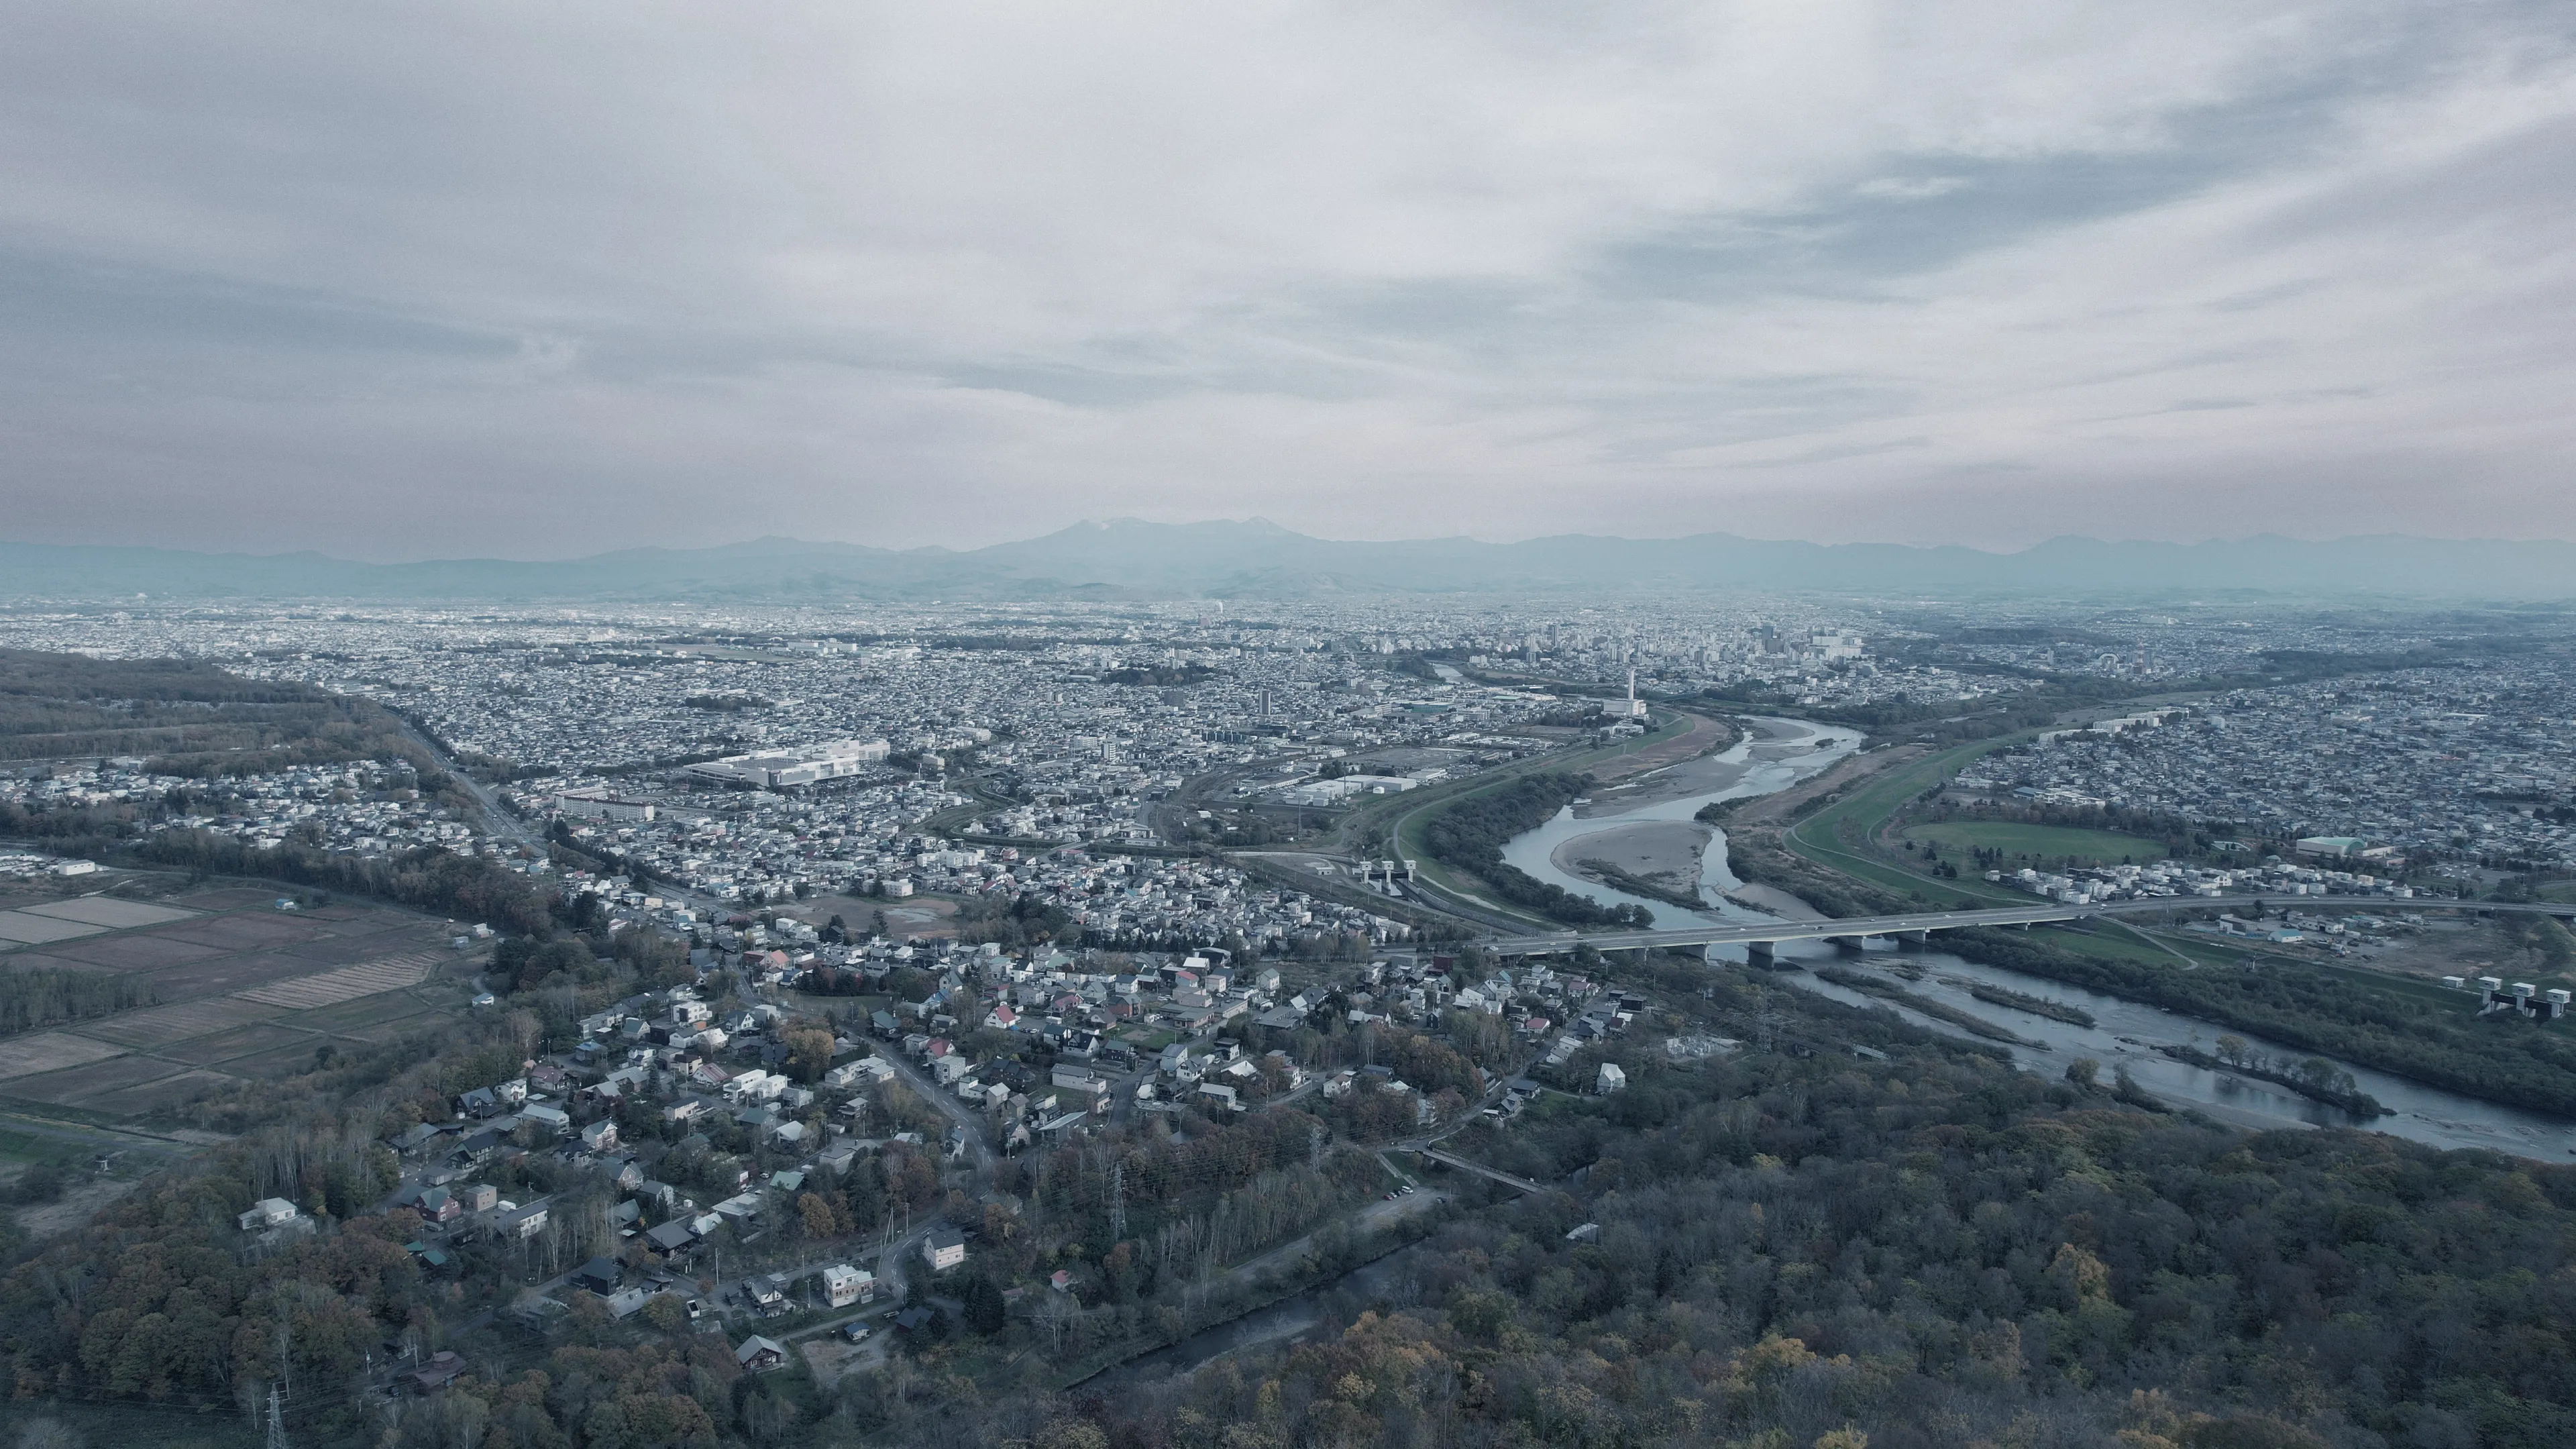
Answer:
[{"left": 1483, "top": 894, "right": 2576, "bottom": 960}]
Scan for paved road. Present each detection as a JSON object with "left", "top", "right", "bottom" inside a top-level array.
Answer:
[
  {"left": 396, "top": 718, "right": 542, "bottom": 849},
  {"left": 875, "top": 1048, "right": 998, "bottom": 1178},
  {"left": 1484, "top": 894, "right": 2576, "bottom": 957}
]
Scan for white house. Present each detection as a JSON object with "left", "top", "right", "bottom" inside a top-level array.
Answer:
[
  {"left": 820, "top": 1263, "right": 876, "bottom": 1307},
  {"left": 488, "top": 1199, "right": 550, "bottom": 1240},
  {"left": 922, "top": 1226, "right": 967, "bottom": 1273},
  {"left": 237, "top": 1197, "right": 301, "bottom": 1233}
]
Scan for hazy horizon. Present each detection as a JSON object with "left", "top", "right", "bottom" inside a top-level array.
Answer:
[
  {"left": 13, "top": 516, "right": 2576, "bottom": 570},
  {"left": 7, "top": 4, "right": 2575, "bottom": 557}
]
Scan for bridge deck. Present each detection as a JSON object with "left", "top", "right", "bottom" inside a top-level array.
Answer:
[
  {"left": 1483, "top": 894, "right": 2576, "bottom": 957},
  {"left": 1413, "top": 1146, "right": 1549, "bottom": 1195}
]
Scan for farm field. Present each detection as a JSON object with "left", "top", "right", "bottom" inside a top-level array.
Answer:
[
  {"left": 1902, "top": 820, "right": 2169, "bottom": 865},
  {"left": 0, "top": 879, "right": 479, "bottom": 1120}
]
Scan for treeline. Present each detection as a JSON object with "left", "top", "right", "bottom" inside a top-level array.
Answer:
[
  {"left": 0, "top": 647, "right": 437, "bottom": 778},
  {"left": 1727, "top": 826, "right": 1894, "bottom": 918},
  {"left": 1421, "top": 773, "right": 1652, "bottom": 928},
  {"left": 1947, "top": 925, "right": 2576, "bottom": 1116},
  {"left": 1957, "top": 977, "right": 2096, "bottom": 1027},
  {"left": 1815, "top": 964, "right": 2043, "bottom": 1046},
  {"left": 2157, "top": 1041, "right": 2387, "bottom": 1117},
  {"left": 0, "top": 968, "right": 155, "bottom": 1036},
  {"left": 1036, "top": 1106, "right": 1341, "bottom": 1246},
  {"left": 132, "top": 830, "right": 551, "bottom": 935},
  {"left": 905, "top": 961, "right": 2576, "bottom": 1449}
]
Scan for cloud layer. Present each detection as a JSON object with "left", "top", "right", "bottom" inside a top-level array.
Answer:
[{"left": 3, "top": 2, "right": 2571, "bottom": 557}]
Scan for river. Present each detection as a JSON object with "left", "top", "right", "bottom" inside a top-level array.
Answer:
[
  {"left": 1095, "top": 713, "right": 2574, "bottom": 1393},
  {"left": 1501, "top": 716, "right": 2576, "bottom": 1161}
]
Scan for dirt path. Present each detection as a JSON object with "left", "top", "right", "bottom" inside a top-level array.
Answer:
[{"left": 1225, "top": 1190, "right": 1450, "bottom": 1287}]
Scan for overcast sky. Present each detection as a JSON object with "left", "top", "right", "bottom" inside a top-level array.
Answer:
[{"left": 3, "top": 3, "right": 2572, "bottom": 559}]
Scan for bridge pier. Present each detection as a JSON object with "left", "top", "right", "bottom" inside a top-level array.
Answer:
[
  {"left": 1826, "top": 934, "right": 1865, "bottom": 953},
  {"left": 1896, "top": 930, "right": 1929, "bottom": 951},
  {"left": 1745, "top": 941, "right": 1776, "bottom": 969}
]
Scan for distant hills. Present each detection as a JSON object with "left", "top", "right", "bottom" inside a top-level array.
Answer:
[{"left": 5, "top": 520, "right": 2575, "bottom": 603}]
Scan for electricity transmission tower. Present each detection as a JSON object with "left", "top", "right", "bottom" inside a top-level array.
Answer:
[{"left": 264, "top": 1383, "right": 288, "bottom": 1449}]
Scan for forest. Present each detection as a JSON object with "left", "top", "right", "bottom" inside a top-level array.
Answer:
[
  {"left": 1002, "top": 971, "right": 2576, "bottom": 1449},
  {"left": 0, "top": 912, "right": 2570, "bottom": 1449},
  {"left": 0, "top": 648, "right": 435, "bottom": 778},
  {"left": 1421, "top": 773, "right": 1654, "bottom": 928},
  {"left": 0, "top": 967, "right": 156, "bottom": 1036}
]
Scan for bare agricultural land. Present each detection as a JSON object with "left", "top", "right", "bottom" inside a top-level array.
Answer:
[{"left": 0, "top": 880, "right": 478, "bottom": 1119}]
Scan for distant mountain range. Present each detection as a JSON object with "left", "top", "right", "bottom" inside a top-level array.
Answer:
[{"left": 5, "top": 520, "right": 2574, "bottom": 603}]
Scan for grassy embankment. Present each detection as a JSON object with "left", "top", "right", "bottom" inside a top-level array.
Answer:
[{"left": 1362, "top": 712, "right": 1702, "bottom": 929}]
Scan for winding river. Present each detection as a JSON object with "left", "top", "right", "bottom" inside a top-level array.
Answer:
[
  {"left": 1095, "top": 715, "right": 2574, "bottom": 1391},
  {"left": 1501, "top": 716, "right": 2575, "bottom": 1161}
]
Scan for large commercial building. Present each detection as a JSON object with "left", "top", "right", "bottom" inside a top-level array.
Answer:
[{"left": 684, "top": 738, "right": 890, "bottom": 790}]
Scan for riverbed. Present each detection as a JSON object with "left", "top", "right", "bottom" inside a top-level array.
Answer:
[
  {"left": 1501, "top": 716, "right": 1860, "bottom": 925},
  {"left": 1500, "top": 715, "right": 2576, "bottom": 1160}
]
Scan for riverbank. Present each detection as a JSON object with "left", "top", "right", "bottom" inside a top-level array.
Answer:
[
  {"left": 2155, "top": 1042, "right": 2389, "bottom": 1117},
  {"left": 1551, "top": 820, "right": 1710, "bottom": 910},
  {"left": 1816, "top": 964, "right": 2047, "bottom": 1047},
  {"left": 1566, "top": 711, "right": 1740, "bottom": 815},
  {"left": 1947, "top": 977, "right": 2096, "bottom": 1027}
]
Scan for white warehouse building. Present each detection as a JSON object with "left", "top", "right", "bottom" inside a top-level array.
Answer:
[{"left": 686, "top": 738, "right": 890, "bottom": 789}]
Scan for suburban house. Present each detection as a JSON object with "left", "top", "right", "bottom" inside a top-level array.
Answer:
[
  {"left": 487, "top": 1199, "right": 550, "bottom": 1241},
  {"left": 922, "top": 1226, "right": 967, "bottom": 1273},
  {"left": 407, "top": 1352, "right": 468, "bottom": 1395},
  {"left": 237, "top": 1197, "right": 302, "bottom": 1233},
  {"left": 821, "top": 1263, "right": 875, "bottom": 1307}
]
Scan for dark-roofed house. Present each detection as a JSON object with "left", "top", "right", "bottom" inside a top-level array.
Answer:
[
  {"left": 573, "top": 1257, "right": 621, "bottom": 1295},
  {"left": 923, "top": 1226, "right": 966, "bottom": 1273},
  {"left": 645, "top": 1219, "right": 699, "bottom": 1255},
  {"left": 407, "top": 1352, "right": 467, "bottom": 1395}
]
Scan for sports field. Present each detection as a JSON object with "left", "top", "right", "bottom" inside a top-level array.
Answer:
[{"left": 1902, "top": 820, "right": 2168, "bottom": 865}]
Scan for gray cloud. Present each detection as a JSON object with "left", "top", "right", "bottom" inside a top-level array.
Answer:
[{"left": 1, "top": 1, "right": 2571, "bottom": 558}]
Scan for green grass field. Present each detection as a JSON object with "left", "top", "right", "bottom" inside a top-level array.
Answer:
[
  {"left": 1903, "top": 820, "right": 2168, "bottom": 865},
  {"left": 1779, "top": 738, "right": 2033, "bottom": 907}
]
